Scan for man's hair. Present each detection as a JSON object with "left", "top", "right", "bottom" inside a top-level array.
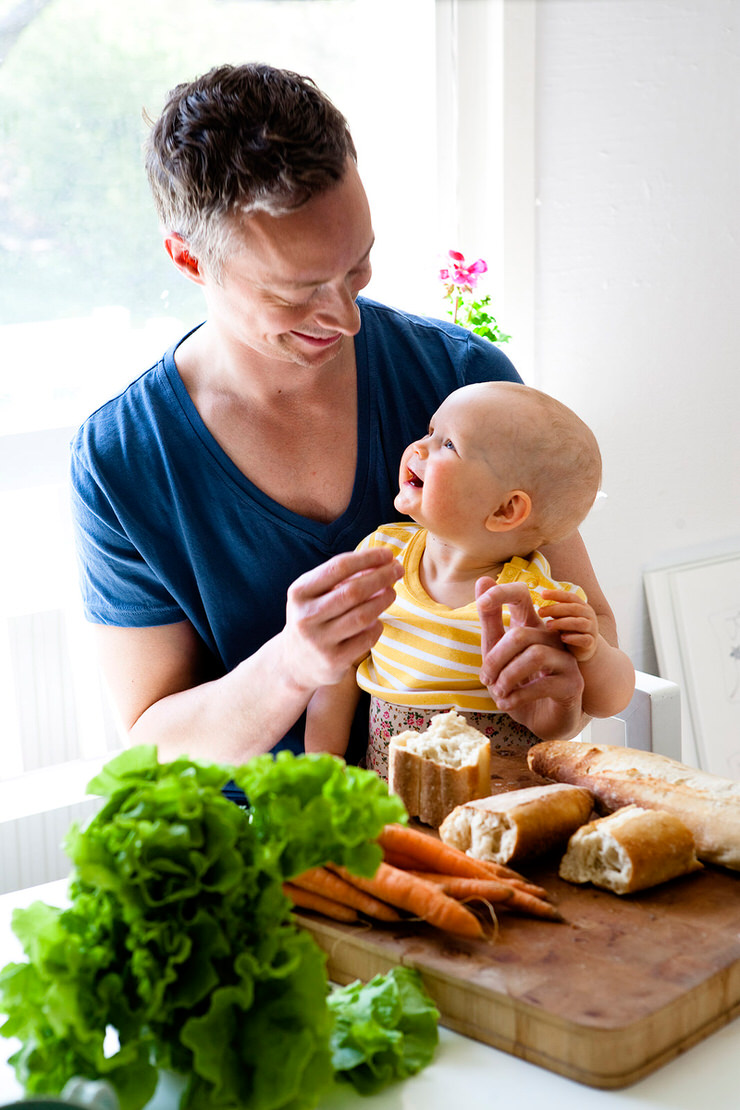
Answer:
[{"left": 144, "top": 62, "right": 357, "bottom": 278}]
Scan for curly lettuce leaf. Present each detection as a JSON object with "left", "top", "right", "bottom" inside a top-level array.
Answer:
[
  {"left": 328, "top": 967, "right": 439, "bottom": 1095},
  {"left": 0, "top": 748, "right": 415, "bottom": 1110},
  {"left": 0, "top": 901, "right": 158, "bottom": 1110},
  {"left": 234, "top": 751, "right": 406, "bottom": 880}
]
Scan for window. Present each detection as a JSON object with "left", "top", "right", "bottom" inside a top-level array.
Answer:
[{"left": 0, "top": 0, "right": 524, "bottom": 793}]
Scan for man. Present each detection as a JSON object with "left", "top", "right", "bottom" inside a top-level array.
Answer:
[{"left": 71, "top": 63, "right": 616, "bottom": 767}]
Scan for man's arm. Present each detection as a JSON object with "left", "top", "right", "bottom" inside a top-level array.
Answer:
[
  {"left": 95, "top": 620, "right": 319, "bottom": 764},
  {"left": 539, "top": 589, "right": 636, "bottom": 717},
  {"left": 540, "top": 530, "right": 619, "bottom": 647},
  {"left": 94, "top": 547, "right": 402, "bottom": 764}
]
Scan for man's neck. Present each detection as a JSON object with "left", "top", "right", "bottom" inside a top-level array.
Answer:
[
  {"left": 171, "top": 322, "right": 359, "bottom": 524},
  {"left": 174, "top": 321, "right": 353, "bottom": 406}
]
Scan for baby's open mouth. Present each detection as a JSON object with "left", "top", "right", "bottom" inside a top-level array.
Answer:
[{"left": 406, "top": 466, "right": 423, "bottom": 488}]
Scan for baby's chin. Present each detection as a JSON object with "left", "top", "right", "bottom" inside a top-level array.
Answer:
[{"left": 393, "top": 493, "right": 420, "bottom": 524}]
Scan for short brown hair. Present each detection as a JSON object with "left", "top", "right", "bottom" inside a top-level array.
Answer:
[{"left": 144, "top": 63, "right": 357, "bottom": 277}]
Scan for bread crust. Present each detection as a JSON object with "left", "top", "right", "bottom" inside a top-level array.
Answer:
[
  {"left": 527, "top": 741, "right": 740, "bottom": 870},
  {"left": 559, "top": 804, "right": 703, "bottom": 894},
  {"left": 388, "top": 711, "right": 491, "bottom": 827},
  {"left": 438, "top": 782, "right": 594, "bottom": 864}
]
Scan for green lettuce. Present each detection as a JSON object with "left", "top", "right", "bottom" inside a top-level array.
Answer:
[
  {"left": 0, "top": 747, "right": 409, "bottom": 1110},
  {"left": 328, "top": 967, "right": 440, "bottom": 1095}
]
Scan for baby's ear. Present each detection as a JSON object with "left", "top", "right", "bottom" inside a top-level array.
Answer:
[{"left": 484, "top": 490, "right": 532, "bottom": 532}]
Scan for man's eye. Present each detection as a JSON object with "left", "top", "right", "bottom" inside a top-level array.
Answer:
[{"left": 276, "top": 289, "right": 316, "bottom": 307}]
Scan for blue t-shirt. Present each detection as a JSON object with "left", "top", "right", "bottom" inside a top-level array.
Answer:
[{"left": 70, "top": 297, "right": 520, "bottom": 755}]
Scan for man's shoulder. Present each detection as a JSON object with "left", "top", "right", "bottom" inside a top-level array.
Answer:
[
  {"left": 358, "top": 296, "right": 471, "bottom": 343},
  {"left": 72, "top": 359, "right": 168, "bottom": 459},
  {"left": 71, "top": 325, "right": 200, "bottom": 461},
  {"left": 357, "top": 296, "right": 520, "bottom": 383}
]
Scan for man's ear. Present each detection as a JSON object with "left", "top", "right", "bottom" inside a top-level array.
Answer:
[
  {"left": 164, "top": 233, "right": 205, "bottom": 285},
  {"left": 484, "top": 490, "right": 532, "bottom": 532}
]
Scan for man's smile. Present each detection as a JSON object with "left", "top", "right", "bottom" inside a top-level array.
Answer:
[{"left": 290, "top": 330, "right": 343, "bottom": 348}]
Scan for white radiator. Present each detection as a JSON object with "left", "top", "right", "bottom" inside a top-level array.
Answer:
[
  {"left": 0, "top": 797, "right": 102, "bottom": 895},
  {"left": 0, "top": 603, "right": 122, "bottom": 892},
  {"left": 1, "top": 606, "right": 121, "bottom": 780}
]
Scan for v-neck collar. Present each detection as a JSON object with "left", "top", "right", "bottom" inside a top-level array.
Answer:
[{"left": 161, "top": 314, "right": 373, "bottom": 546}]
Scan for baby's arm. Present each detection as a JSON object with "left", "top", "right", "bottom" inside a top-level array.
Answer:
[
  {"left": 304, "top": 668, "right": 362, "bottom": 757},
  {"left": 540, "top": 589, "right": 635, "bottom": 718}
]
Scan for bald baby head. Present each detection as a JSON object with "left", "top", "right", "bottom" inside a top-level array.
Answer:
[{"left": 446, "top": 381, "right": 602, "bottom": 545}]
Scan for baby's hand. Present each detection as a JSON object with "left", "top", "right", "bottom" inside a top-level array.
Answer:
[{"left": 539, "top": 589, "right": 600, "bottom": 663}]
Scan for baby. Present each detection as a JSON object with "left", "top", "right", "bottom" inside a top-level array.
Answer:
[{"left": 304, "top": 381, "right": 635, "bottom": 775}]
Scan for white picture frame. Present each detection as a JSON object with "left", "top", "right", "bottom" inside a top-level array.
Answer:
[{"left": 644, "top": 552, "right": 740, "bottom": 778}]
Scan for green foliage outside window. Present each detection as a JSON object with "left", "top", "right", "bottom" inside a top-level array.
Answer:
[{"left": 0, "top": 0, "right": 353, "bottom": 325}]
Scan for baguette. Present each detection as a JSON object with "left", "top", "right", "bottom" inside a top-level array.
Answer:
[
  {"left": 528, "top": 741, "right": 740, "bottom": 870},
  {"left": 559, "top": 805, "right": 703, "bottom": 894},
  {"left": 438, "top": 783, "right": 594, "bottom": 865},
  {"left": 388, "top": 711, "right": 490, "bottom": 828}
]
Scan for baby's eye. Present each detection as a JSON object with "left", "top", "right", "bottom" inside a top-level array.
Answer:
[{"left": 443, "top": 439, "right": 456, "bottom": 451}]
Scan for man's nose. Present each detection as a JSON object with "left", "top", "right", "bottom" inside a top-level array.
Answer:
[{"left": 315, "top": 284, "right": 361, "bottom": 335}]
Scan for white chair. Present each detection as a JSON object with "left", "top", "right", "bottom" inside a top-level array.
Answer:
[{"left": 581, "top": 670, "right": 682, "bottom": 760}]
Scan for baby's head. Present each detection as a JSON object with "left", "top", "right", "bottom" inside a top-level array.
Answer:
[{"left": 395, "top": 381, "right": 602, "bottom": 550}]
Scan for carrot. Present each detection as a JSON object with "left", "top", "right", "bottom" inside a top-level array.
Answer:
[
  {"left": 283, "top": 882, "right": 359, "bottom": 923},
  {"left": 332, "top": 862, "right": 485, "bottom": 940},
  {"left": 477, "top": 874, "right": 553, "bottom": 900},
  {"left": 381, "top": 849, "right": 426, "bottom": 872},
  {"left": 410, "top": 871, "right": 562, "bottom": 922},
  {"left": 291, "top": 867, "right": 402, "bottom": 922},
  {"left": 378, "top": 823, "right": 525, "bottom": 882},
  {"left": 501, "top": 887, "right": 565, "bottom": 923},
  {"left": 407, "top": 872, "right": 515, "bottom": 905}
]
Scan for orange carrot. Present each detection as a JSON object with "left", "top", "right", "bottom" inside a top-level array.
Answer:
[
  {"left": 409, "top": 871, "right": 562, "bottom": 921},
  {"left": 407, "top": 872, "right": 515, "bottom": 905},
  {"left": 332, "top": 862, "right": 485, "bottom": 940},
  {"left": 283, "top": 882, "right": 359, "bottom": 923},
  {"left": 381, "top": 849, "right": 426, "bottom": 872},
  {"left": 501, "top": 887, "right": 565, "bottom": 923},
  {"left": 503, "top": 878, "right": 553, "bottom": 900},
  {"left": 378, "top": 823, "right": 524, "bottom": 882},
  {"left": 291, "top": 867, "right": 401, "bottom": 922}
]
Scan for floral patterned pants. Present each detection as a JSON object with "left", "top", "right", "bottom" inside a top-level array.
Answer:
[{"left": 364, "top": 697, "right": 541, "bottom": 781}]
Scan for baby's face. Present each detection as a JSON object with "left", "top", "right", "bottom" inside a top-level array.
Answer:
[{"left": 394, "top": 390, "right": 509, "bottom": 544}]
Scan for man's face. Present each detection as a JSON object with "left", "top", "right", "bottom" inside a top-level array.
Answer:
[{"left": 203, "top": 159, "right": 374, "bottom": 370}]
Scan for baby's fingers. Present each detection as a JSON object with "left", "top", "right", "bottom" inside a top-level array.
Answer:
[
  {"left": 546, "top": 612, "right": 594, "bottom": 635},
  {"left": 541, "top": 588, "right": 586, "bottom": 606},
  {"left": 554, "top": 628, "right": 597, "bottom": 662}
]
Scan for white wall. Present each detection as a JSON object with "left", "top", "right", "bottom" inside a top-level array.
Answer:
[{"left": 531, "top": 0, "right": 740, "bottom": 673}]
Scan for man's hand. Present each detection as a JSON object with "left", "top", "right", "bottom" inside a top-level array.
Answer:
[
  {"left": 283, "top": 547, "right": 402, "bottom": 694},
  {"left": 475, "top": 578, "right": 585, "bottom": 741}
]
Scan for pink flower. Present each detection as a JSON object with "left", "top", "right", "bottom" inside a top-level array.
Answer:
[{"left": 439, "top": 250, "right": 488, "bottom": 291}]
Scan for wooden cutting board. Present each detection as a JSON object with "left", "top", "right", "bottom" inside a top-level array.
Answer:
[{"left": 298, "top": 757, "right": 740, "bottom": 1090}]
